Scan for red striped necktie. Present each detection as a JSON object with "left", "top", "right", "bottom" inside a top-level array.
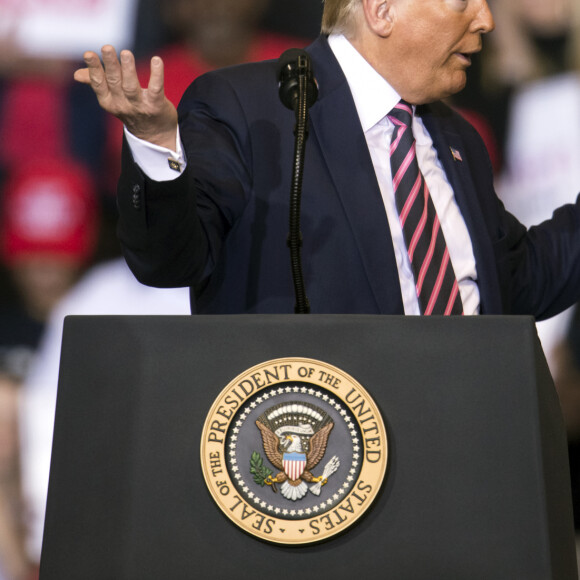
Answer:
[{"left": 388, "top": 100, "right": 463, "bottom": 315}]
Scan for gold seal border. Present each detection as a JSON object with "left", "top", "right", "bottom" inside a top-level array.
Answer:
[{"left": 200, "top": 357, "right": 388, "bottom": 545}]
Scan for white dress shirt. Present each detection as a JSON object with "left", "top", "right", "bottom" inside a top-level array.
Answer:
[
  {"left": 126, "top": 34, "right": 480, "bottom": 314},
  {"left": 327, "top": 34, "right": 479, "bottom": 315}
]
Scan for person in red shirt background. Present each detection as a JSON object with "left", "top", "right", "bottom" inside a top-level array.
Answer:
[{"left": 104, "top": 0, "right": 309, "bottom": 188}]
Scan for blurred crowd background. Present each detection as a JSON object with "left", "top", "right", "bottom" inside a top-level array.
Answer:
[{"left": 0, "top": 0, "right": 580, "bottom": 577}]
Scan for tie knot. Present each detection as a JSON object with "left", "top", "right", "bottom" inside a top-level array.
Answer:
[{"left": 388, "top": 100, "right": 413, "bottom": 128}]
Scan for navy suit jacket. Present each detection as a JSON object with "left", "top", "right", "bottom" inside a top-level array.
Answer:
[{"left": 117, "top": 36, "right": 580, "bottom": 318}]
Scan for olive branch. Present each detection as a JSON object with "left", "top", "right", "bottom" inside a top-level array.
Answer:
[{"left": 250, "top": 451, "right": 273, "bottom": 488}]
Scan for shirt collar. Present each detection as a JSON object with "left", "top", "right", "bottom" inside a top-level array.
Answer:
[{"left": 328, "top": 33, "right": 402, "bottom": 132}]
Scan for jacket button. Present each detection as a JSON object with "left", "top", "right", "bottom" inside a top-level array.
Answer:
[{"left": 132, "top": 185, "right": 141, "bottom": 210}]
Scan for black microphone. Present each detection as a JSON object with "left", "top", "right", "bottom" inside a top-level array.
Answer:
[
  {"left": 277, "top": 48, "right": 318, "bottom": 111},
  {"left": 276, "top": 49, "right": 318, "bottom": 314}
]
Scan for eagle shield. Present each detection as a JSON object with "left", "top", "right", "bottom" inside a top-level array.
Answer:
[
  {"left": 255, "top": 401, "right": 339, "bottom": 501},
  {"left": 283, "top": 452, "right": 307, "bottom": 481}
]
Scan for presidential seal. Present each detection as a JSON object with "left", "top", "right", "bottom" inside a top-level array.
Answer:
[{"left": 200, "top": 358, "right": 388, "bottom": 545}]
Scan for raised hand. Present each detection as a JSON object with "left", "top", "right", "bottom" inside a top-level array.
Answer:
[{"left": 73, "top": 45, "right": 178, "bottom": 150}]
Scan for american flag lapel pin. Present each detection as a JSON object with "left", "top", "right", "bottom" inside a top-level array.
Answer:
[{"left": 450, "top": 147, "right": 463, "bottom": 162}]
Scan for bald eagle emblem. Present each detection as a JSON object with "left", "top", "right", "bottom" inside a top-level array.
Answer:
[{"left": 254, "top": 402, "right": 340, "bottom": 501}]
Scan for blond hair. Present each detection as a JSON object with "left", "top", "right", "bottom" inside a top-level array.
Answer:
[{"left": 321, "top": 0, "right": 361, "bottom": 35}]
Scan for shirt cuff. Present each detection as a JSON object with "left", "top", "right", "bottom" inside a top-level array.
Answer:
[{"left": 124, "top": 127, "right": 187, "bottom": 181}]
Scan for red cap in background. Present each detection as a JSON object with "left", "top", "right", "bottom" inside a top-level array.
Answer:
[{"left": 0, "top": 158, "right": 99, "bottom": 266}]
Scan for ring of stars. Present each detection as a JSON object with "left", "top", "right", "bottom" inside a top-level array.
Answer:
[{"left": 227, "top": 384, "right": 362, "bottom": 518}]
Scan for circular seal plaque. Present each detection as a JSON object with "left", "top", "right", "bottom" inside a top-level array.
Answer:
[{"left": 200, "top": 358, "right": 388, "bottom": 545}]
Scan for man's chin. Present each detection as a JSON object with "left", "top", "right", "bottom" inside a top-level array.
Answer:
[{"left": 443, "top": 75, "right": 468, "bottom": 100}]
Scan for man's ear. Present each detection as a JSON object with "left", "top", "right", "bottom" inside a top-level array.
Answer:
[{"left": 361, "top": 0, "right": 395, "bottom": 37}]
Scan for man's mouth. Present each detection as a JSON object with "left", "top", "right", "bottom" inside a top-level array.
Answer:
[{"left": 455, "top": 52, "right": 473, "bottom": 66}]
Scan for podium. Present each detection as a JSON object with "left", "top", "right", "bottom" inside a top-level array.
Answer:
[{"left": 40, "top": 315, "right": 578, "bottom": 579}]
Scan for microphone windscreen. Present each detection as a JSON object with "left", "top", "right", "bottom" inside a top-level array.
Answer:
[
  {"left": 276, "top": 48, "right": 309, "bottom": 81},
  {"left": 277, "top": 48, "right": 318, "bottom": 110}
]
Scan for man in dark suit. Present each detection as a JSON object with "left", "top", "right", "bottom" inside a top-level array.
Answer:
[{"left": 74, "top": 0, "right": 580, "bottom": 318}]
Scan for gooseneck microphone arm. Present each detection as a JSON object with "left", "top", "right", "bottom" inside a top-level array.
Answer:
[{"left": 277, "top": 49, "right": 318, "bottom": 314}]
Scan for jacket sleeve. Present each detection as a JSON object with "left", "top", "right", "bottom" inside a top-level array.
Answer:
[
  {"left": 501, "top": 194, "right": 580, "bottom": 320},
  {"left": 450, "top": 108, "right": 580, "bottom": 321},
  {"left": 115, "top": 71, "right": 253, "bottom": 289}
]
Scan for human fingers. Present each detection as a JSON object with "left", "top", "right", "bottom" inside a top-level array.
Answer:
[
  {"left": 73, "top": 67, "right": 90, "bottom": 84},
  {"left": 147, "top": 55, "right": 166, "bottom": 104},
  {"left": 73, "top": 50, "right": 105, "bottom": 92},
  {"left": 119, "top": 49, "right": 142, "bottom": 102},
  {"left": 100, "top": 44, "right": 125, "bottom": 98}
]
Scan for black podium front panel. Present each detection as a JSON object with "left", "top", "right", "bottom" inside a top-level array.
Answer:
[{"left": 40, "top": 315, "right": 577, "bottom": 579}]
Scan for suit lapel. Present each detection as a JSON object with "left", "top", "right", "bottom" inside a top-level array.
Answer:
[
  {"left": 307, "top": 37, "right": 405, "bottom": 314},
  {"left": 305, "top": 37, "right": 502, "bottom": 314},
  {"left": 420, "top": 106, "right": 502, "bottom": 314}
]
